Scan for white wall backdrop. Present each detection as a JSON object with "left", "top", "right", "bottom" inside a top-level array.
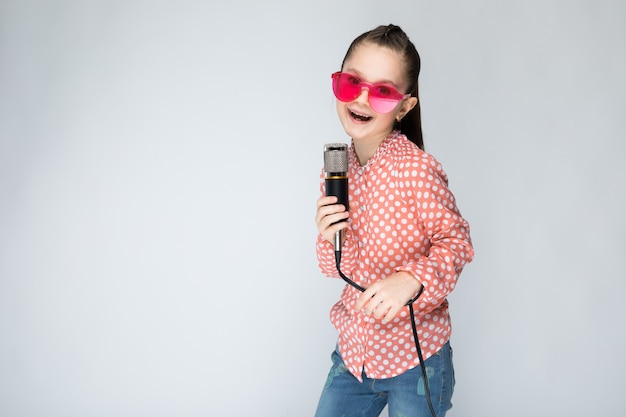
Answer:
[{"left": 1, "top": 1, "right": 625, "bottom": 416}]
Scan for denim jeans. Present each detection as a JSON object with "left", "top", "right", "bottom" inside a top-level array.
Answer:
[{"left": 314, "top": 342, "right": 454, "bottom": 417}]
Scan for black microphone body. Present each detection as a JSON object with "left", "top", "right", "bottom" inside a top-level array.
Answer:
[{"left": 323, "top": 143, "right": 349, "bottom": 252}]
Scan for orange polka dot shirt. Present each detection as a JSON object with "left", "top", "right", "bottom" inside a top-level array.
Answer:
[{"left": 317, "top": 131, "right": 474, "bottom": 381}]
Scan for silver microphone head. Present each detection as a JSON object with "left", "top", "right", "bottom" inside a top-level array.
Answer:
[{"left": 323, "top": 143, "right": 348, "bottom": 176}]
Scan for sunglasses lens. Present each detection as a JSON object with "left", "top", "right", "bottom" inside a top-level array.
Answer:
[
  {"left": 369, "top": 98, "right": 399, "bottom": 114},
  {"left": 367, "top": 84, "right": 403, "bottom": 113},
  {"left": 332, "top": 73, "right": 361, "bottom": 102}
]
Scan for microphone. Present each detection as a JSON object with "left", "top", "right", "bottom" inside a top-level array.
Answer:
[{"left": 323, "top": 143, "right": 349, "bottom": 253}]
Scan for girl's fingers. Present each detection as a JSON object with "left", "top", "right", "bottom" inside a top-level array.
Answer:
[
  {"left": 316, "top": 195, "right": 338, "bottom": 208},
  {"left": 315, "top": 198, "right": 348, "bottom": 234},
  {"left": 315, "top": 204, "right": 346, "bottom": 225}
]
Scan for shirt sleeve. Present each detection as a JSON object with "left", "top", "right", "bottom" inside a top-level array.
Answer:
[{"left": 395, "top": 153, "right": 474, "bottom": 314}]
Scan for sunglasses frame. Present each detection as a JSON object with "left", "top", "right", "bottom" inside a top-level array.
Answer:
[{"left": 331, "top": 71, "right": 411, "bottom": 114}]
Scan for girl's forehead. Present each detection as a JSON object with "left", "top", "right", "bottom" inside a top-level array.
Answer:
[{"left": 342, "top": 43, "right": 406, "bottom": 86}]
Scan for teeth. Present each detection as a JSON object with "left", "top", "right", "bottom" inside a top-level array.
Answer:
[{"left": 350, "top": 109, "right": 372, "bottom": 121}]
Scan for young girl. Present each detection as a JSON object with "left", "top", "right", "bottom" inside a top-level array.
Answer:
[{"left": 314, "top": 25, "right": 474, "bottom": 417}]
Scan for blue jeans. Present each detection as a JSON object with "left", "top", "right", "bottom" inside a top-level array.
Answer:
[{"left": 314, "top": 342, "right": 455, "bottom": 417}]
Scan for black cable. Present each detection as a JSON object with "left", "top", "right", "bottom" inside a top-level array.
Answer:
[
  {"left": 335, "top": 250, "right": 437, "bottom": 417},
  {"left": 408, "top": 303, "right": 436, "bottom": 417}
]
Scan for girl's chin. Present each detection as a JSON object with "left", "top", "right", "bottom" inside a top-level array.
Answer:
[
  {"left": 342, "top": 115, "right": 372, "bottom": 133},
  {"left": 343, "top": 122, "right": 389, "bottom": 139}
]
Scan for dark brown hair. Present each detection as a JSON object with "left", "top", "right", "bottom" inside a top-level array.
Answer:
[{"left": 341, "top": 24, "right": 424, "bottom": 150}]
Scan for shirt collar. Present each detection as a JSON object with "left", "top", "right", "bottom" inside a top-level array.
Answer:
[{"left": 349, "top": 130, "right": 403, "bottom": 169}]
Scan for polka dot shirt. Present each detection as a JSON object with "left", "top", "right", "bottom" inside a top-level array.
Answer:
[{"left": 317, "top": 131, "right": 474, "bottom": 381}]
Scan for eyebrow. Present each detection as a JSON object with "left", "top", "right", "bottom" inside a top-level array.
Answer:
[{"left": 343, "top": 68, "right": 401, "bottom": 88}]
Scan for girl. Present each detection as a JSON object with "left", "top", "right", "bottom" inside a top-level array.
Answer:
[{"left": 314, "top": 24, "right": 474, "bottom": 417}]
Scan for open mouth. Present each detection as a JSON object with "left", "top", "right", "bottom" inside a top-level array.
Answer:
[{"left": 349, "top": 109, "right": 373, "bottom": 122}]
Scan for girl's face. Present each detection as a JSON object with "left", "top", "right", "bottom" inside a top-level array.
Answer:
[{"left": 336, "top": 42, "right": 417, "bottom": 147}]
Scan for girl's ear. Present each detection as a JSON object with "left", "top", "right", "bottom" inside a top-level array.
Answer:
[{"left": 397, "top": 97, "right": 418, "bottom": 121}]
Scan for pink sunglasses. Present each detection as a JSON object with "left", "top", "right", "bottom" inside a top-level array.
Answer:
[{"left": 331, "top": 72, "right": 410, "bottom": 114}]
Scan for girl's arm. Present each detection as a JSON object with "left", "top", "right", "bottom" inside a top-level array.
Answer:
[{"left": 397, "top": 153, "right": 474, "bottom": 314}]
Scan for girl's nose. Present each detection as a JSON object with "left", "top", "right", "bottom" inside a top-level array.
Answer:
[{"left": 355, "top": 86, "right": 370, "bottom": 104}]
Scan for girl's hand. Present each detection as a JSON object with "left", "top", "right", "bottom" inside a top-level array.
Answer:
[
  {"left": 355, "top": 272, "right": 423, "bottom": 323},
  {"left": 315, "top": 196, "right": 349, "bottom": 245}
]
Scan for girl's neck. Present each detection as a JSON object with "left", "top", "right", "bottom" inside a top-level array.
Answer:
[{"left": 353, "top": 131, "right": 392, "bottom": 166}]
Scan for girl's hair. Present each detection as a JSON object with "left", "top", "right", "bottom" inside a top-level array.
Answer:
[{"left": 341, "top": 24, "right": 424, "bottom": 150}]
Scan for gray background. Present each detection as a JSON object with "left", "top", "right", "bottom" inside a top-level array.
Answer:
[{"left": 1, "top": 1, "right": 625, "bottom": 416}]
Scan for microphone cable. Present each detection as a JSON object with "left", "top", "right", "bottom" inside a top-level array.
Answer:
[{"left": 334, "top": 248, "right": 437, "bottom": 417}]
